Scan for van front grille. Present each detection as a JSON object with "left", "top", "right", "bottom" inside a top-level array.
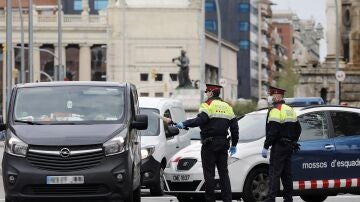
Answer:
[
  {"left": 22, "top": 184, "right": 109, "bottom": 195},
  {"left": 26, "top": 145, "right": 105, "bottom": 172}
]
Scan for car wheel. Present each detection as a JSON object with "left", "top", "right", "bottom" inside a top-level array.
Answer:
[
  {"left": 150, "top": 167, "right": 165, "bottom": 196},
  {"left": 243, "top": 167, "right": 268, "bottom": 202},
  {"left": 300, "top": 194, "right": 328, "bottom": 202}
]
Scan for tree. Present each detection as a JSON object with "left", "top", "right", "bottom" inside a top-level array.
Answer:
[{"left": 275, "top": 60, "right": 299, "bottom": 97}]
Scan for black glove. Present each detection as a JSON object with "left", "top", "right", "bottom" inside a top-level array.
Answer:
[{"left": 292, "top": 142, "right": 301, "bottom": 153}]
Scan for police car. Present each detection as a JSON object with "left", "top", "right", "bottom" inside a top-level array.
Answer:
[{"left": 164, "top": 105, "right": 360, "bottom": 202}]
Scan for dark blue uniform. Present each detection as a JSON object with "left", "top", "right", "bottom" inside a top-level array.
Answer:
[
  {"left": 264, "top": 101, "right": 301, "bottom": 202},
  {"left": 183, "top": 97, "right": 239, "bottom": 202}
]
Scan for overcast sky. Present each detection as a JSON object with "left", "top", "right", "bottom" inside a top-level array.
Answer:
[{"left": 271, "top": 0, "right": 327, "bottom": 61}]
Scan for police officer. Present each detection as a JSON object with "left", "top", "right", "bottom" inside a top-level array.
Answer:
[
  {"left": 168, "top": 84, "right": 239, "bottom": 202},
  {"left": 262, "top": 86, "right": 302, "bottom": 202}
]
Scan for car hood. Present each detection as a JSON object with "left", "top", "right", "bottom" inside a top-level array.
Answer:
[
  {"left": 11, "top": 124, "right": 124, "bottom": 146},
  {"left": 171, "top": 138, "right": 265, "bottom": 162}
]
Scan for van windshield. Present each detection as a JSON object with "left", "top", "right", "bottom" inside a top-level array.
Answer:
[
  {"left": 139, "top": 108, "right": 160, "bottom": 136},
  {"left": 13, "top": 86, "right": 125, "bottom": 124}
]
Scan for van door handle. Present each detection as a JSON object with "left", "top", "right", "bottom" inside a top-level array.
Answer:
[
  {"left": 134, "top": 141, "right": 139, "bottom": 145},
  {"left": 324, "top": 144, "right": 334, "bottom": 150}
]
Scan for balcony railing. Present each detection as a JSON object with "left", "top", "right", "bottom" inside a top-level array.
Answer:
[{"left": 0, "top": 13, "right": 107, "bottom": 26}]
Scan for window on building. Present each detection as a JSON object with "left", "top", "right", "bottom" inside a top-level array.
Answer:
[
  {"left": 205, "top": 1, "right": 215, "bottom": 12},
  {"left": 94, "top": 0, "right": 108, "bottom": 11},
  {"left": 91, "top": 45, "right": 106, "bottom": 81},
  {"left": 239, "top": 40, "right": 250, "bottom": 50},
  {"left": 205, "top": 20, "right": 217, "bottom": 32},
  {"left": 74, "top": 0, "right": 83, "bottom": 11},
  {"left": 239, "top": 22, "right": 250, "bottom": 31},
  {"left": 155, "top": 92, "right": 164, "bottom": 97},
  {"left": 140, "top": 92, "right": 149, "bottom": 97},
  {"left": 155, "top": 74, "right": 163, "bottom": 81},
  {"left": 140, "top": 73, "right": 149, "bottom": 81},
  {"left": 278, "top": 28, "right": 282, "bottom": 33},
  {"left": 238, "top": 3, "right": 250, "bottom": 12},
  {"left": 170, "top": 73, "right": 178, "bottom": 81}
]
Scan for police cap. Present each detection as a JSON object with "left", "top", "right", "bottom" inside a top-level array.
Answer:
[
  {"left": 268, "top": 86, "right": 286, "bottom": 96},
  {"left": 205, "top": 83, "right": 222, "bottom": 93}
]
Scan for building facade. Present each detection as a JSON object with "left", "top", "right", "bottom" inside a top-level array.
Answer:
[
  {"left": 295, "top": 0, "right": 360, "bottom": 106},
  {"left": 205, "top": 0, "right": 275, "bottom": 99},
  {"left": 0, "top": 0, "right": 239, "bottom": 112}
]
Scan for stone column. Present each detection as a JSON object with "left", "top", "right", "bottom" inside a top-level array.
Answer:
[
  {"left": 325, "top": 0, "right": 344, "bottom": 62},
  {"left": 33, "top": 44, "right": 41, "bottom": 82},
  {"left": 79, "top": 44, "right": 92, "bottom": 81},
  {"left": 349, "top": 1, "right": 360, "bottom": 68}
]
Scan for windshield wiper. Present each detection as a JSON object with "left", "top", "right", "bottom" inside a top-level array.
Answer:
[
  {"left": 14, "top": 120, "right": 44, "bottom": 125},
  {"left": 46, "top": 122, "right": 92, "bottom": 125}
]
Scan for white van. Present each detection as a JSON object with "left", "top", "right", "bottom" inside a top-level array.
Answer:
[{"left": 139, "top": 97, "right": 191, "bottom": 196}]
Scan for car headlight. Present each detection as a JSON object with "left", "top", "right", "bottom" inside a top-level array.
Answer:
[
  {"left": 227, "top": 156, "right": 240, "bottom": 165},
  {"left": 141, "top": 146, "right": 155, "bottom": 159},
  {"left": 103, "top": 131, "right": 126, "bottom": 156},
  {"left": 5, "top": 132, "right": 28, "bottom": 157}
]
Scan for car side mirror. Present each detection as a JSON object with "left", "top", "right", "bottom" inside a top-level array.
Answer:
[
  {"left": 165, "top": 126, "right": 180, "bottom": 138},
  {"left": 131, "top": 114, "right": 148, "bottom": 130}
]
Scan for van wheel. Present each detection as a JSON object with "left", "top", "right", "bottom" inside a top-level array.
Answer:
[
  {"left": 132, "top": 186, "right": 141, "bottom": 202},
  {"left": 300, "top": 194, "right": 327, "bottom": 202},
  {"left": 242, "top": 167, "right": 268, "bottom": 202},
  {"left": 150, "top": 167, "right": 165, "bottom": 196},
  {"left": 125, "top": 170, "right": 141, "bottom": 202}
]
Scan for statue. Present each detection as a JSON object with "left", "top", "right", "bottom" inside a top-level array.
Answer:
[{"left": 172, "top": 50, "right": 193, "bottom": 88}]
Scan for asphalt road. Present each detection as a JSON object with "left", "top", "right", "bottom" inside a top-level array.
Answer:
[{"left": 0, "top": 144, "right": 358, "bottom": 202}]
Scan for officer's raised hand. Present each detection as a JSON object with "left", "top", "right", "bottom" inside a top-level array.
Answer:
[
  {"left": 229, "top": 146, "right": 237, "bottom": 156},
  {"left": 175, "top": 122, "right": 185, "bottom": 129},
  {"left": 261, "top": 148, "right": 268, "bottom": 158}
]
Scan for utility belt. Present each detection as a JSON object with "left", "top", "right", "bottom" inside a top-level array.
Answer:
[
  {"left": 277, "top": 137, "right": 301, "bottom": 153},
  {"left": 201, "top": 136, "right": 227, "bottom": 145}
]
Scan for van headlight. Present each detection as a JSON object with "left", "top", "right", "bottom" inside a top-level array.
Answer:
[
  {"left": 141, "top": 146, "right": 155, "bottom": 159},
  {"left": 5, "top": 132, "right": 28, "bottom": 157},
  {"left": 103, "top": 133, "right": 126, "bottom": 156}
]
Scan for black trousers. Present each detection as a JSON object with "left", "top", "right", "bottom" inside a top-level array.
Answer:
[
  {"left": 201, "top": 138, "right": 231, "bottom": 202},
  {"left": 265, "top": 142, "right": 294, "bottom": 202}
]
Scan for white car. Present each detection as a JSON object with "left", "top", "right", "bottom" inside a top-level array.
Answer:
[{"left": 164, "top": 106, "right": 360, "bottom": 202}]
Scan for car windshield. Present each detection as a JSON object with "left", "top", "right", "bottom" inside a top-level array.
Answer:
[
  {"left": 184, "top": 113, "right": 267, "bottom": 142},
  {"left": 238, "top": 113, "right": 267, "bottom": 142},
  {"left": 13, "top": 86, "right": 125, "bottom": 124},
  {"left": 139, "top": 108, "right": 160, "bottom": 136}
]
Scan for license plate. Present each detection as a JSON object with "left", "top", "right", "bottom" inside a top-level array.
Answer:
[
  {"left": 172, "top": 174, "right": 191, "bottom": 182},
  {"left": 46, "top": 176, "right": 84, "bottom": 184}
]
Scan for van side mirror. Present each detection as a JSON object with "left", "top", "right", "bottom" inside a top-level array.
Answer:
[
  {"left": 132, "top": 114, "right": 148, "bottom": 130},
  {"left": 0, "top": 115, "right": 6, "bottom": 131},
  {"left": 165, "top": 126, "right": 180, "bottom": 138}
]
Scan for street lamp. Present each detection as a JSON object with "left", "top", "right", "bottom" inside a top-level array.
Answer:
[
  {"left": 334, "top": 0, "right": 340, "bottom": 104},
  {"left": 57, "top": 0, "right": 63, "bottom": 81},
  {"left": 14, "top": 46, "right": 59, "bottom": 81},
  {"left": 214, "top": 0, "right": 222, "bottom": 88},
  {"left": 17, "top": 0, "right": 25, "bottom": 83},
  {"left": 5, "top": 0, "right": 13, "bottom": 115}
]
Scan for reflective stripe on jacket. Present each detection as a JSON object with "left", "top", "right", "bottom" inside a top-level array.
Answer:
[{"left": 199, "top": 99, "right": 236, "bottom": 120}]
